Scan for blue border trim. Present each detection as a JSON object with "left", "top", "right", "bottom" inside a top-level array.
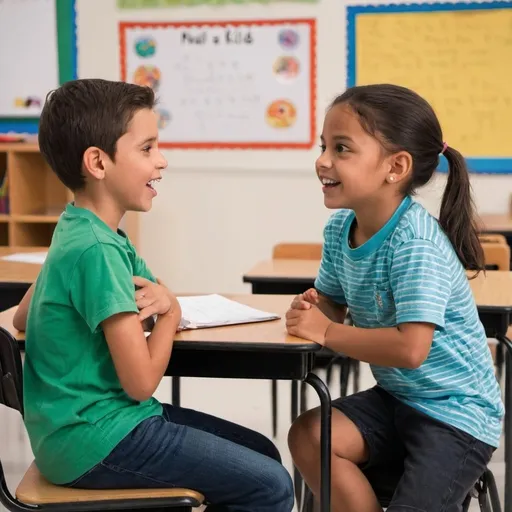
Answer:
[
  {"left": 0, "top": 0, "right": 78, "bottom": 135},
  {"left": 346, "top": 1, "right": 512, "bottom": 174}
]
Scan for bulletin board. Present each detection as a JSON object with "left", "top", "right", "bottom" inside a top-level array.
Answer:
[
  {"left": 346, "top": 2, "right": 512, "bottom": 174},
  {"left": 119, "top": 19, "right": 316, "bottom": 149},
  {"left": 0, "top": 0, "right": 78, "bottom": 134}
]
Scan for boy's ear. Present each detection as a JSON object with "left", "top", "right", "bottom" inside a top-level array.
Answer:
[
  {"left": 82, "top": 146, "right": 110, "bottom": 181},
  {"left": 386, "top": 150, "right": 413, "bottom": 184}
]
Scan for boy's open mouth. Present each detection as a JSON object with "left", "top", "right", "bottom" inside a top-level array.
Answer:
[{"left": 146, "top": 178, "right": 160, "bottom": 191}]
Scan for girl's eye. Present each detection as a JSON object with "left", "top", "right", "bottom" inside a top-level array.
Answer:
[
  {"left": 142, "top": 146, "right": 151, "bottom": 153},
  {"left": 319, "top": 144, "right": 326, "bottom": 153}
]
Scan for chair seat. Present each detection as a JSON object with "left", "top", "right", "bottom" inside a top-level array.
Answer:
[{"left": 16, "top": 462, "right": 205, "bottom": 506}]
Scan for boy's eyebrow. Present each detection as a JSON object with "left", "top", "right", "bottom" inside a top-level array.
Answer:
[{"left": 139, "top": 136, "right": 157, "bottom": 146}]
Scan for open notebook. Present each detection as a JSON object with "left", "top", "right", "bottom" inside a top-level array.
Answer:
[{"left": 177, "top": 294, "right": 280, "bottom": 330}]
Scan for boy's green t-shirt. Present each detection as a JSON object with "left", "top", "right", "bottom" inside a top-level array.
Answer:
[{"left": 24, "top": 203, "right": 163, "bottom": 485}]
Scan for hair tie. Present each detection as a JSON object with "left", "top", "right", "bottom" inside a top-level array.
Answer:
[{"left": 440, "top": 142, "right": 448, "bottom": 155}]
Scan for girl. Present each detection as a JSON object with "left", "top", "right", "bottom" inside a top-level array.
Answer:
[{"left": 285, "top": 84, "right": 504, "bottom": 512}]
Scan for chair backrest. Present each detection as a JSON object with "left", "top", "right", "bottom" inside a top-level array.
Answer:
[
  {"left": 272, "top": 243, "right": 322, "bottom": 260},
  {"left": 478, "top": 234, "right": 508, "bottom": 244},
  {"left": 0, "top": 326, "right": 24, "bottom": 416},
  {"left": 482, "top": 242, "right": 511, "bottom": 271}
]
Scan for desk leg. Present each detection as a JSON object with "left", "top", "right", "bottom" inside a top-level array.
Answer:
[
  {"left": 172, "top": 376, "right": 181, "bottom": 407},
  {"left": 291, "top": 381, "right": 302, "bottom": 508},
  {"left": 305, "top": 373, "right": 332, "bottom": 512},
  {"left": 499, "top": 335, "right": 512, "bottom": 512}
]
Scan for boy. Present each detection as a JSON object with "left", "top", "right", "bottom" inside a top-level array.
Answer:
[{"left": 14, "top": 79, "right": 294, "bottom": 512}]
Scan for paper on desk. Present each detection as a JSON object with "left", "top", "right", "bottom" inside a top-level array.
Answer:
[
  {"left": 1, "top": 251, "right": 48, "bottom": 264},
  {"left": 177, "top": 294, "right": 280, "bottom": 330}
]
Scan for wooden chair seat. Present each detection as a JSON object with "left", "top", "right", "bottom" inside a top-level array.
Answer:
[{"left": 16, "top": 462, "right": 204, "bottom": 506}]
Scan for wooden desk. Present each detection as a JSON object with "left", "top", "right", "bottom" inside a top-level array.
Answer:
[
  {"left": 0, "top": 247, "right": 46, "bottom": 311},
  {"left": 0, "top": 295, "right": 333, "bottom": 512},
  {"left": 480, "top": 214, "right": 512, "bottom": 235}
]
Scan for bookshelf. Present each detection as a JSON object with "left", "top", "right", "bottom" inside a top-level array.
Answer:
[{"left": 0, "top": 142, "right": 139, "bottom": 248}]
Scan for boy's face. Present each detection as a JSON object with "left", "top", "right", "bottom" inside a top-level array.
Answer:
[{"left": 105, "top": 108, "right": 167, "bottom": 212}]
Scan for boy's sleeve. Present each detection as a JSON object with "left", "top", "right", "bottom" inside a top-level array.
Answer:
[
  {"left": 314, "top": 221, "right": 347, "bottom": 305},
  {"left": 70, "top": 243, "right": 139, "bottom": 333},
  {"left": 133, "top": 254, "right": 157, "bottom": 283},
  {"left": 389, "top": 239, "right": 452, "bottom": 328}
]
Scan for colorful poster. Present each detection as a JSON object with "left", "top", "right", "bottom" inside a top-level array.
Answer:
[
  {"left": 118, "top": 0, "right": 318, "bottom": 7},
  {"left": 120, "top": 19, "right": 316, "bottom": 149}
]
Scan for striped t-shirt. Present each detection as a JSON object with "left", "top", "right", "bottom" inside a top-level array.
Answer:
[{"left": 315, "top": 195, "right": 504, "bottom": 447}]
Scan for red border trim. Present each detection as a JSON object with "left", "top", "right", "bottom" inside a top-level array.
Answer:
[{"left": 119, "top": 19, "right": 316, "bottom": 150}]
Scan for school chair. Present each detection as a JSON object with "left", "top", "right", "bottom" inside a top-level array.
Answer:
[
  {"left": 300, "top": 468, "right": 502, "bottom": 511},
  {"left": 479, "top": 234, "right": 508, "bottom": 245},
  {"left": 481, "top": 242, "right": 511, "bottom": 383},
  {"left": 270, "top": 242, "right": 360, "bottom": 437},
  {"left": 0, "top": 327, "right": 204, "bottom": 512}
]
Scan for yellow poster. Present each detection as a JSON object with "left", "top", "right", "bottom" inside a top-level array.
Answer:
[{"left": 354, "top": 7, "right": 512, "bottom": 160}]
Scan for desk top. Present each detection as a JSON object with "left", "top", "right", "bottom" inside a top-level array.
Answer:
[
  {"left": 479, "top": 214, "right": 512, "bottom": 233},
  {"left": 0, "top": 294, "right": 320, "bottom": 352},
  {"left": 244, "top": 260, "right": 512, "bottom": 310},
  {"left": 0, "top": 247, "right": 46, "bottom": 284}
]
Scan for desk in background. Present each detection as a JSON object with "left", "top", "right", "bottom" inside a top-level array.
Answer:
[
  {"left": 0, "top": 247, "right": 45, "bottom": 311},
  {"left": 0, "top": 294, "right": 333, "bottom": 512}
]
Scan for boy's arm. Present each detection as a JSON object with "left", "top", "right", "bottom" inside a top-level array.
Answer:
[
  {"left": 13, "top": 283, "right": 35, "bottom": 331},
  {"left": 102, "top": 302, "right": 181, "bottom": 402}
]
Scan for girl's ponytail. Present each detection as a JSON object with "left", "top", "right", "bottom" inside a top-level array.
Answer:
[{"left": 439, "top": 145, "right": 484, "bottom": 275}]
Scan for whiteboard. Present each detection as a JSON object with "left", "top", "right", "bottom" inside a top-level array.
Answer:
[
  {"left": 120, "top": 19, "right": 316, "bottom": 149},
  {"left": 0, "top": 0, "right": 59, "bottom": 117}
]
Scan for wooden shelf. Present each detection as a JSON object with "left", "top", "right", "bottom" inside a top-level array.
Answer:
[
  {"left": 0, "top": 143, "right": 70, "bottom": 248},
  {"left": 0, "top": 141, "right": 140, "bottom": 249},
  {"left": 11, "top": 215, "right": 62, "bottom": 223}
]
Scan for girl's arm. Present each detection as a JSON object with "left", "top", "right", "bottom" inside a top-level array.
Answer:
[
  {"left": 285, "top": 306, "right": 434, "bottom": 369},
  {"left": 13, "top": 283, "right": 35, "bottom": 331},
  {"left": 324, "top": 321, "right": 435, "bottom": 369}
]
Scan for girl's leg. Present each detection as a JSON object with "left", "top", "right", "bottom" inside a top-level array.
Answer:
[
  {"left": 288, "top": 386, "right": 403, "bottom": 512},
  {"left": 68, "top": 410, "right": 294, "bottom": 512},
  {"left": 388, "top": 400, "right": 495, "bottom": 512}
]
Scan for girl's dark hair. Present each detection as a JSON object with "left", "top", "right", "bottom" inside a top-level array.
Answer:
[{"left": 331, "top": 84, "right": 484, "bottom": 274}]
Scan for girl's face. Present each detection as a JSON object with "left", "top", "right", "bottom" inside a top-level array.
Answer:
[{"left": 315, "top": 103, "right": 392, "bottom": 210}]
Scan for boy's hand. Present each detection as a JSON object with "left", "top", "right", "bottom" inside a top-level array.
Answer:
[
  {"left": 133, "top": 276, "right": 181, "bottom": 322},
  {"left": 286, "top": 305, "right": 332, "bottom": 345},
  {"left": 290, "top": 288, "right": 320, "bottom": 311}
]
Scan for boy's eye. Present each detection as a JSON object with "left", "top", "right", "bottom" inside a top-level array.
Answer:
[
  {"left": 319, "top": 144, "right": 326, "bottom": 153},
  {"left": 335, "top": 144, "right": 348, "bottom": 153}
]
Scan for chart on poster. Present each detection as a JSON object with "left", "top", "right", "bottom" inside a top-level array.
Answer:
[{"left": 120, "top": 19, "right": 316, "bottom": 149}]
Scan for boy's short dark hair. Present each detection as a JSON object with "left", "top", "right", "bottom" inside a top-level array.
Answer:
[{"left": 38, "top": 79, "right": 156, "bottom": 191}]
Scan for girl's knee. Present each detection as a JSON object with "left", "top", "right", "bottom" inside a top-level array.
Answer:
[{"left": 288, "top": 408, "right": 321, "bottom": 457}]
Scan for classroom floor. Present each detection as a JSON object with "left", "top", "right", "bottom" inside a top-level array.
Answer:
[{"left": 0, "top": 363, "right": 505, "bottom": 511}]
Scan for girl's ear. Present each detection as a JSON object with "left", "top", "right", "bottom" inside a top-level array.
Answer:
[{"left": 386, "top": 151, "right": 413, "bottom": 184}]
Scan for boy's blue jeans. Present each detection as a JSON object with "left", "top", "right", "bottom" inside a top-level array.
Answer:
[{"left": 66, "top": 403, "right": 295, "bottom": 512}]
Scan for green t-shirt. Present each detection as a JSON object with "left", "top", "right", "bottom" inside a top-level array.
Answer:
[{"left": 24, "top": 203, "right": 163, "bottom": 484}]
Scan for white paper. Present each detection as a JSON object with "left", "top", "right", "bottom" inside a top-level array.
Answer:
[
  {"left": 177, "top": 294, "right": 279, "bottom": 330},
  {"left": 1, "top": 252, "right": 47, "bottom": 264}
]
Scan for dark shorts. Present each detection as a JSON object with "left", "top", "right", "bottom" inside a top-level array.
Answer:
[{"left": 332, "top": 386, "right": 495, "bottom": 512}]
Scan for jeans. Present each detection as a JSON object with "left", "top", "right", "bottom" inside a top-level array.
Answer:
[{"left": 66, "top": 403, "right": 294, "bottom": 512}]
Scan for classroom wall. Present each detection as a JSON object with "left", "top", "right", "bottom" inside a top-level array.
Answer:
[{"left": 78, "top": 0, "right": 512, "bottom": 293}]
